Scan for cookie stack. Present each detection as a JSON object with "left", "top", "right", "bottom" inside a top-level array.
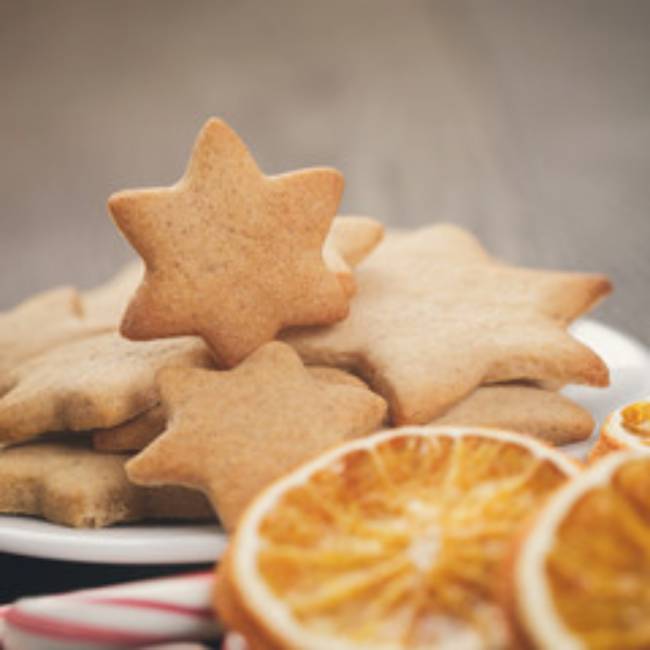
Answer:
[{"left": 0, "top": 118, "right": 611, "bottom": 530}]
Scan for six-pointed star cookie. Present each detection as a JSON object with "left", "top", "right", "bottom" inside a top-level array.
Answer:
[
  {"left": 109, "top": 118, "right": 350, "bottom": 367},
  {"left": 0, "top": 332, "right": 214, "bottom": 443},
  {"left": 126, "top": 342, "right": 387, "bottom": 530},
  {"left": 283, "top": 224, "right": 612, "bottom": 425},
  {"left": 0, "top": 441, "right": 213, "bottom": 528}
]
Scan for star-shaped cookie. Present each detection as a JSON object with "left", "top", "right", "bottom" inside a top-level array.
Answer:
[
  {"left": 109, "top": 118, "right": 351, "bottom": 367},
  {"left": 126, "top": 342, "right": 387, "bottom": 530},
  {"left": 83, "top": 214, "right": 380, "bottom": 335},
  {"left": 284, "top": 224, "right": 612, "bottom": 424},
  {"left": 431, "top": 384, "right": 594, "bottom": 444},
  {"left": 0, "top": 286, "right": 113, "bottom": 381},
  {"left": 0, "top": 441, "right": 213, "bottom": 527},
  {"left": 91, "top": 365, "right": 371, "bottom": 453},
  {"left": 0, "top": 332, "right": 214, "bottom": 443}
]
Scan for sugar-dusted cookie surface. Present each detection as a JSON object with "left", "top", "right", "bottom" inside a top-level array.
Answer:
[
  {"left": 284, "top": 225, "right": 611, "bottom": 424},
  {"left": 0, "top": 441, "right": 213, "bottom": 527},
  {"left": 0, "top": 287, "right": 112, "bottom": 381},
  {"left": 92, "top": 365, "right": 370, "bottom": 453},
  {"left": 126, "top": 342, "right": 387, "bottom": 531},
  {"left": 431, "top": 384, "right": 594, "bottom": 444},
  {"left": 0, "top": 332, "right": 214, "bottom": 444},
  {"left": 109, "top": 118, "right": 351, "bottom": 367}
]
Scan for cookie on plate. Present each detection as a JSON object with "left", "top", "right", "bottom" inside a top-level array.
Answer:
[
  {"left": 0, "top": 287, "right": 112, "bottom": 382},
  {"left": 92, "top": 366, "right": 370, "bottom": 453},
  {"left": 431, "top": 384, "right": 594, "bottom": 445},
  {"left": 0, "top": 441, "right": 213, "bottom": 527},
  {"left": 126, "top": 342, "right": 387, "bottom": 530},
  {"left": 109, "top": 118, "right": 352, "bottom": 367},
  {"left": 0, "top": 332, "right": 214, "bottom": 444},
  {"left": 284, "top": 225, "right": 611, "bottom": 424}
]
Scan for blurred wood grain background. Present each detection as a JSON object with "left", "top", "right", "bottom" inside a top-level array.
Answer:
[{"left": 1, "top": 0, "right": 648, "bottom": 343}]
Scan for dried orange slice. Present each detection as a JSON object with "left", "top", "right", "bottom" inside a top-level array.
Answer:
[
  {"left": 217, "top": 426, "right": 578, "bottom": 649},
  {"left": 590, "top": 397, "right": 650, "bottom": 461},
  {"left": 509, "top": 451, "right": 650, "bottom": 650}
]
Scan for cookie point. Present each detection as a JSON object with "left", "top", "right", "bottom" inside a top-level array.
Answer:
[
  {"left": 595, "top": 274, "right": 614, "bottom": 297},
  {"left": 124, "top": 454, "right": 146, "bottom": 483},
  {"left": 327, "top": 167, "right": 345, "bottom": 193},
  {"left": 119, "top": 310, "right": 146, "bottom": 342},
  {"left": 200, "top": 116, "right": 237, "bottom": 140},
  {"left": 590, "top": 360, "right": 611, "bottom": 388},
  {"left": 107, "top": 190, "right": 130, "bottom": 214}
]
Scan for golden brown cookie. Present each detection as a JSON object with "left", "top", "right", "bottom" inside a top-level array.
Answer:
[
  {"left": 109, "top": 118, "right": 350, "bottom": 367},
  {"left": 126, "top": 342, "right": 387, "bottom": 531},
  {"left": 0, "top": 332, "right": 214, "bottom": 444},
  {"left": 431, "top": 384, "right": 594, "bottom": 444},
  {"left": 84, "top": 217, "right": 381, "bottom": 329},
  {"left": 0, "top": 287, "right": 112, "bottom": 383},
  {"left": 0, "top": 440, "right": 213, "bottom": 527},
  {"left": 92, "top": 366, "right": 369, "bottom": 453},
  {"left": 284, "top": 225, "right": 611, "bottom": 424}
]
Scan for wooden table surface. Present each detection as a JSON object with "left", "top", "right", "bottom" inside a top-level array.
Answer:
[{"left": 1, "top": 0, "right": 648, "bottom": 344}]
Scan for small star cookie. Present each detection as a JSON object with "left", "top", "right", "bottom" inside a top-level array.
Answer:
[
  {"left": 126, "top": 342, "right": 387, "bottom": 530},
  {"left": 284, "top": 225, "right": 611, "bottom": 424},
  {"left": 0, "top": 332, "right": 214, "bottom": 443},
  {"left": 0, "top": 441, "right": 213, "bottom": 527},
  {"left": 109, "top": 118, "right": 352, "bottom": 367},
  {"left": 92, "top": 365, "right": 370, "bottom": 453}
]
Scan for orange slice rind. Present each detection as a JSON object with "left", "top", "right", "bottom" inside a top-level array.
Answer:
[
  {"left": 590, "top": 397, "right": 650, "bottom": 461},
  {"left": 511, "top": 450, "right": 650, "bottom": 650},
  {"left": 220, "top": 426, "right": 578, "bottom": 650}
]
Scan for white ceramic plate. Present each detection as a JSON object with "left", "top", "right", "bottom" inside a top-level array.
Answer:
[
  {"left": 0, "top": 519, "right": 227, "bottom": 565},
  {"left": 0, "top": 319, "right": 648, "bottom": 565}
]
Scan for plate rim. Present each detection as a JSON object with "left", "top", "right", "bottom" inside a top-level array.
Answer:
[{"left": 0, "top": 517, "right": 227, "bottom": 565}]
